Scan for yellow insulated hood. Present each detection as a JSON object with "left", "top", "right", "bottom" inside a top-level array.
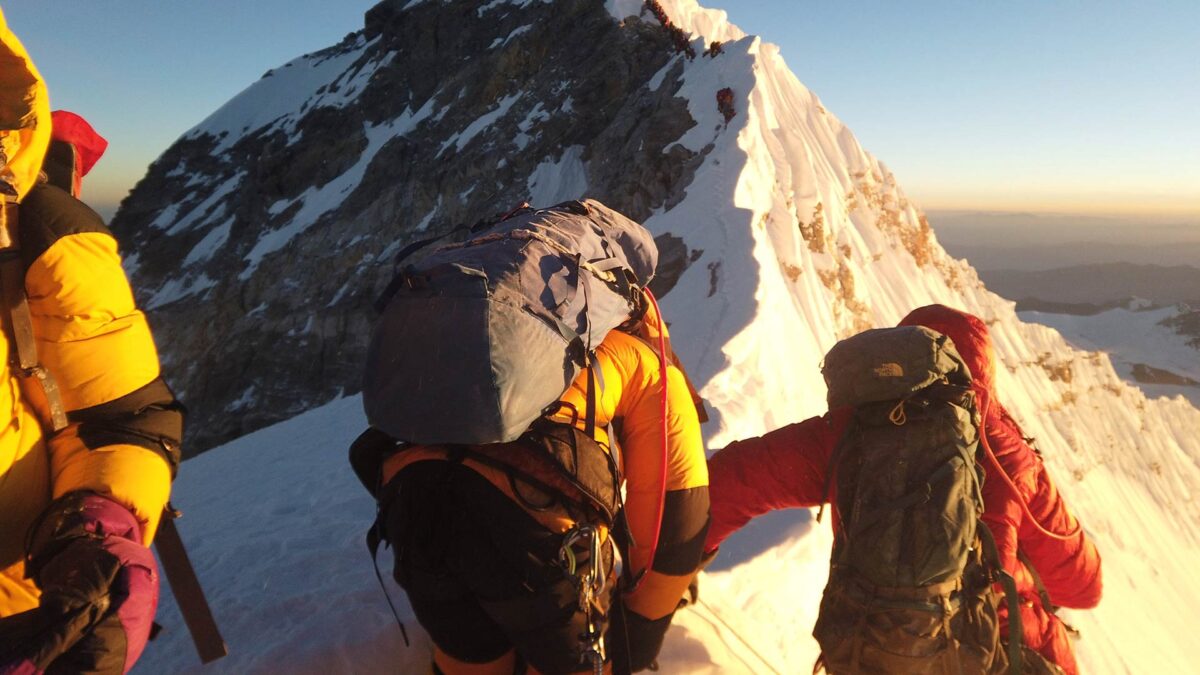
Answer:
[{"left": 0, "top": 6, "right": 51, "bottom": 202}]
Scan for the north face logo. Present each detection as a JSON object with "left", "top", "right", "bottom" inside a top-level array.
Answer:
[{"left": 873, "top": 363, "right": 904, "bottom": 377}]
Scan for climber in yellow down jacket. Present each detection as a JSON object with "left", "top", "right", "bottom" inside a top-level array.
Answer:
[{"left": 0, "top": 10, "right": 183, "bottom": 674}]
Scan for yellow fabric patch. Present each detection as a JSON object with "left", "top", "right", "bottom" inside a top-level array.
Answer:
[
  {"left": 0, "top": 563, "right": 40, "bottom": 616},
  {"left": 0, "top": 400, "right": 50, "bottom": 617},
  {"left": 49, "top": 433, "right": 171, "bottom": 544},
  {"left": 553, "top": 331, "right": 708, "bottom": 491},
  {"left": 554, "top": 331, "right": 707, "bottom": 579},
  {"left": 26, "top": 231, "right": 161, "bottom": 410},
  {"left": 623, "top": 568, "right": 692, "bottom": 620},
  {"left": 0, "top": 7, "right": 51, "bottom": 201}
]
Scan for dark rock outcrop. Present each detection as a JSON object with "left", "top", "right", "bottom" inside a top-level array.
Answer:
[
  {"left": 1161, "top": 307, "right": 1200, "bottom": 350},
  {"left": 111, "top": 0, "right": 709, "bottom": 454},
  {"left": 1131, "top": 363, "right": 1199, "bottom": 387}
]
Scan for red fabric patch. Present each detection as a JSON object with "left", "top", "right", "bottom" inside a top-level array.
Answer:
[{"left": 51, "top": 110, "right": 108, "bottom": 177}]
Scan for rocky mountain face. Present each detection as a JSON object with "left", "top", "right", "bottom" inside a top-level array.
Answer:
[
  {"left": 112, "top": 0, "right": 711, "bottom": 453},
  {"left": 1162, "top": 306, "right": 1200, "bottom": 348}
]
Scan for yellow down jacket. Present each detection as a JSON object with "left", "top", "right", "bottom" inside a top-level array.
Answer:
[{"left": 1, "top": 10, "right": 179, "bottom": 617}]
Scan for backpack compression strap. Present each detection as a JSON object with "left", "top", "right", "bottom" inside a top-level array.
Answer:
[
  {"left": 972, "top": 394, "right": 1024, "bottom": 674},
  {"left": 1017, "top": 548, "right": 1080, "bottom": 638},
  {"left": 372, "top": 202, "right": 534, "bottom": 314},
  {"left": 978, "top": 523, "right": 1023, "bottom": 675}
]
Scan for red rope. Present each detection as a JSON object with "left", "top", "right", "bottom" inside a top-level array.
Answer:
[{"left": 978, "top": 395, "right": 1082, "bottom": 541}]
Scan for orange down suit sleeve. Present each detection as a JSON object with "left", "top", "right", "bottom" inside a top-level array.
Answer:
[{"left": 554, "top": 330, "right": 709, "bottom": 621}]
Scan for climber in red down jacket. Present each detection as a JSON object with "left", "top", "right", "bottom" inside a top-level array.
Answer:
[{"left": 703, "top": 305, "right": 1102, "bottom": 675}]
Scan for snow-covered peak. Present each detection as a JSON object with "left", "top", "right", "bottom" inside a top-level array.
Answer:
[
  {"left": 188, "top": 35, "right": 390, "bottom": 153},
  {"left": 606, "top": 0, "right": 747, "bottom": 45}
]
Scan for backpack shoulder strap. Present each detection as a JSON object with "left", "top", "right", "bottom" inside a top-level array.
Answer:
[
  {"left": 1017, "top": 547, "right": 1079, "bottom": 637},
  {"left": 978, "top": 523, "right": 1024, "bottom": 675},
  {"left": 0, "top": 196, "right": 68, "bottom": 430},
  {"left": 1017, "top": 547, "right": 1055, "bottom": 613}
]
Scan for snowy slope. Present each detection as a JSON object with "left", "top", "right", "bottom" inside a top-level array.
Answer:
[
  {"left": 1021, "top": 304, "right": 1200, "bottom": 408},
  {"left": 138, "top": 396, "right": 787, "bottom": 674},
  {"left": 136, "top": 1, "right": 1200, "bottom": 673},
  {"left": 137, "top": 398, "right": 418, "bottom": 674}
]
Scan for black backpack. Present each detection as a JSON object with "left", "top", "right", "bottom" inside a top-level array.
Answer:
[{"left": 813, "top": 326, "right": 1024, "bottom": 674}]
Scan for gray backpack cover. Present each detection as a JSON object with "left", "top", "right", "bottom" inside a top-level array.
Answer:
[{"left": 363, "top": 199, "right": 658, "bottom": 445}]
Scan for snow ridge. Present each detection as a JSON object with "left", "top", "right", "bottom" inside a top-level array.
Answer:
[
  {"left": 188, "top": 35, "right": 386, "bottom": 153},
  {"left": 1023, "top": 304, "right": 1200, "bottom": 407}
]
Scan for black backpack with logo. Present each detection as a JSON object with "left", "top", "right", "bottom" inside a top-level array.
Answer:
[{"left": 813, "top": 326, "right": 1024, "bottom": 674}]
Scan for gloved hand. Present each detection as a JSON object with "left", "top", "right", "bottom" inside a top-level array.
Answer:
[
  {"left": 0, "top": 492, "right": 159, "bottom": 675},
  {"left": 607, "top": 602, "right": 672, "bottom": 675}
]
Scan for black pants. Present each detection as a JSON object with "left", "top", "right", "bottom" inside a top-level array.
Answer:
[{"left": 384, "top": 461, "right": 612, "bottom": 674}]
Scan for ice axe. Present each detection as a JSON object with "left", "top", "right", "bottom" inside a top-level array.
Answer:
[{"left": 155, "top": 506, "right": 228, "bottom": 664}]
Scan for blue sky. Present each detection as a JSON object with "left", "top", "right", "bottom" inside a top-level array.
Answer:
[
  {"left": 728, "top": 2, "right": 1200, "bottom": 219},
  {"left": 5, "top": 1, "right": 1197, "bottom": 222}
]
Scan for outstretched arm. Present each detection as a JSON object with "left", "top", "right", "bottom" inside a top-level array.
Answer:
[
  {"left": 22, "top": 186, "right": 181, "bottom": 532},
  {"left": 704, "top": 409, "right": 849, "bottom": 552}
]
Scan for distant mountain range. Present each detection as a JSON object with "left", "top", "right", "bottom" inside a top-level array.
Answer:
[
  {"left": 944, "top": 240, "right": 1200, "bottom": 271},
  {"left": 1021, "top": 304, "right": 1200, "bottom": 409},
  {"left": 975, "top": 263, "right": 1200, "bottom": 309},
  {"left": 930, "top": 210, "right": 1200, "bottom": 271}
]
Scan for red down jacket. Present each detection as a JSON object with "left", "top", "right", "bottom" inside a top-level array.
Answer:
[{"left": 704, "top": 304, "right": 1102, "bottom": 675}]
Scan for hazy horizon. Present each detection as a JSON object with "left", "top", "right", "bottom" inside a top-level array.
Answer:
[
  {"left": 928, "top": 209, "right": 1200, "bottom": 271},
  {"left": 929, "top": 209, "right": 1200, "bottom": 246}
]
